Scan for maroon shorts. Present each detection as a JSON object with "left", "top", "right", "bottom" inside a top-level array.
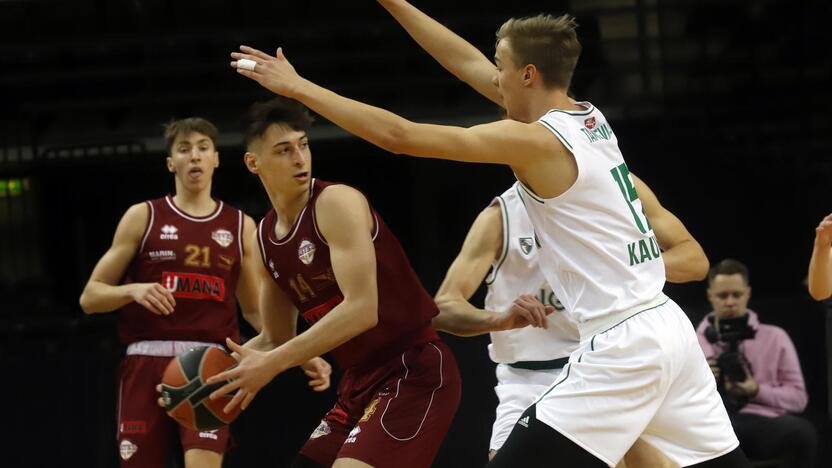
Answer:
[
  {"left": 116, "top": 355, "right": 231, "bottom": 466},
  {"left": 299, "top": 339, "right": 461, "bottom": 467}
]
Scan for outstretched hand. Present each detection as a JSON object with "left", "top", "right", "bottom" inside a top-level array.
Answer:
[
  {"left": 495, "top": 294, "right": 555, "bottom": 331},
  {"left": 206, "top": 338, "right": 280, "bottom": 413},
  {"left": 230, "top": 46, "right": 304, "bottom": 98}
]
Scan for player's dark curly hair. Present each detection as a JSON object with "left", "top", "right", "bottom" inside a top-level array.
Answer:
[{"left": 245, "top": 97, "right": 315, "bottom": 148}]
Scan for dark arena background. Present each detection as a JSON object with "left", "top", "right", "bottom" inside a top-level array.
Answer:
[{"left": 1, "top": 0, "right": 831, "bottom": 466}]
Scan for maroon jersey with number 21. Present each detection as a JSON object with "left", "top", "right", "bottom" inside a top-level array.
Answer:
[{"left": 118, "top": 195, "right": 243, "bottom": 345}]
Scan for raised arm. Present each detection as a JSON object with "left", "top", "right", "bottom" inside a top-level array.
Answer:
[
  {"left": 229, "top": 47, "right": 558, "bottom": 168},
  {"left": 808, "top": 213, "right": 832, "bottom": 300},
  {"left": 633, "top": 174, "right": 709, "bottom": 283},
  {"left": 235, "top": 214, "right": 263, "bottom": 332},
  {"left": 434, "top": 204, "right": 550, "bottom": 336},
  {"left": 79, "top": 202, "right": 176, "bottom": 315},
  {"left": 377, "top": 0, "right": 502, "bottom": 106}
]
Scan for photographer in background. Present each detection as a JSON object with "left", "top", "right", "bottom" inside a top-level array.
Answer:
[{"left": 696, "top": 259, "right": 816, "bottom": 468}]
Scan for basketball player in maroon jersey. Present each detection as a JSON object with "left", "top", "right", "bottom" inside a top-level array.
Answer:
[
  {"left": 79, "top": 117, "right": 332, "bottom": 468},
  {"left": 206, "top": 98, "right": 545, "bottom": 468}
]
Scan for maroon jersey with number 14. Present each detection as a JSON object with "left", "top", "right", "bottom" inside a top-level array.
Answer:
[
  {"left": 257, "top": 179, "right": 439, "bottom": 369},
  {"left": 118, "top": 195, "right": 243, "bottom": 345}
]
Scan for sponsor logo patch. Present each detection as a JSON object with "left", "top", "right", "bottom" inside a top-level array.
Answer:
[
  {"left": 211, "top": 229, "right": 234, "bottom": 248},
  {"left": 162, "top": 272, "right": 226, "bottom": 301},
  {"left": 119, "top": 420, "right": 147, "bottom": 435},
  {"left": 310, "top": 420, "right": 331, "bottom": 439},
  {"left": 518, "top": 415, "right": 530, "bottom": 428},
  {"left": 584, "top": 117, "right": 596, "bottom": 129},
  {"left": 518, "top": 237, "right": 534, "bottom": 255},
  {"left": 160, "top": 225, "right": 179, "bottom": 240},
  {"left": 119, "top": 439, "right": 138, "bottom": 460},
  {"left": 218, "top": 254, "right": 235, "bottom": 271},
  {"left": 298, "top": 239, "right": 316, "bottom": 265},
  {"left": 359, "top": 398, "right": 381, "bottom": 423},
  {"left": 268, "top": 259, "right": 279, "bottom": 279},
  {"left": 148, "top": 250, "right": 176, "bottom": 262},
  {"left": 344, "top": 426, "right": 361, "bottom": 444},
  {"left": 199, "top": 429, "right": 219, "bottom": 440}
]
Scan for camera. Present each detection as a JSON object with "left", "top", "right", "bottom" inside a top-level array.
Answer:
[{"left": 704, "top": 314, "right": 757, "bottom": 412}]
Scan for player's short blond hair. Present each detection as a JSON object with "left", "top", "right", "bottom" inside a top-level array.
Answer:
[
  {"left": 163, "top": 118, "right": 219, "bottom": 153},
  {"left": 496, "top": 14, "right": 581, "bottom": 90}
]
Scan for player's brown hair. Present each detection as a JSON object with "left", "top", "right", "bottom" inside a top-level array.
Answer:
[
  {"left": 163, "top": 118, "right": 219, "bottom": 153},
  {"left": 245, "top": 97, "right": 315, "bottom": 148},
  {"left": 496, "top": 14, "right": 581, "bottom": 90}
]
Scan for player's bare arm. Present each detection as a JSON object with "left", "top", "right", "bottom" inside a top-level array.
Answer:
[
  {"left": 434, "top": 204, "right": 553, "bottom": 336},
  {"left": 808, "top": 213, "right": 832, "bottom": 300},
  {"left": 79, "top": 202, "right": 176, "bottom": 315},
  {"left": 207, "top": 185, "right": 375, "bottom": 410},
  {"left": 235, "top": 214, "right": 264, "bottom": 332},
  {"left": 377, "top": 0, "right": 502, "bottom": 106},
  {"left": 230, "top": 46, "right": 575, "bottom": 198},
  {"left": 632, "top": 174, "right": 709, "bottom": 283}
]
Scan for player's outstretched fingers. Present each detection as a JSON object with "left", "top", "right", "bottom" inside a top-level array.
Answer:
[
  {"left": 223, "top": 389, "right": 246, "bottom": 414},
  {"left": 239, "top": 45, "right": 273, "bottom": 61},
  {"left": 209, "top": 375, "right": 241, "bottom": 401},
  {"left": 241, "top": 390, "right": 257, "bottom": 410}
]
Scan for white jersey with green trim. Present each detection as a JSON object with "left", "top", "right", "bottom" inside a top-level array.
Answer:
[
  {"left": 483, "top": 183, "right": 579, "bottom": 363},
  {"left": 518, "top": 102, "right": 666, "bottom": 328}
]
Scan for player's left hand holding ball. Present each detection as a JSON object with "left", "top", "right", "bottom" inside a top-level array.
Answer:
[{"left": 207, "top": 337, "right": 280, "bottom": 413}]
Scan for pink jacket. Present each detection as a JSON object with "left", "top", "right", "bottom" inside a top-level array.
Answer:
[{"left": 696, "top": 310, "right": 808, "bottom": 417}]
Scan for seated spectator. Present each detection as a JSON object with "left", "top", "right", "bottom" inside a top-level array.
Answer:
[
  {"left": 808, "top": 213, "right": 832, "bottom": 301},
  {"left": 696, "top": 259, "right": 817, "bottom": 468}
]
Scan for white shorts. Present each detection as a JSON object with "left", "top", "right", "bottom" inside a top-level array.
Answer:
[
  {"left": 490, "top": 364, "right": 564, "bottom": 452},
  {"left": 532, "top": 299, "right": 739, "bottom": 467}
]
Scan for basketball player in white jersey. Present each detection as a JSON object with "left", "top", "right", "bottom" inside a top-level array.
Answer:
[
  {"left": 435, "top": 173, "right": 707, "bottom": 466},
  {"left": 227, "top": 4, "right": 748, "bottom": 466}
]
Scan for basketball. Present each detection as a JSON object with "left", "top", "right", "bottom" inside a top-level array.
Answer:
[{"left": 160, "top": 346, "right": 241, "bottom": 431}]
